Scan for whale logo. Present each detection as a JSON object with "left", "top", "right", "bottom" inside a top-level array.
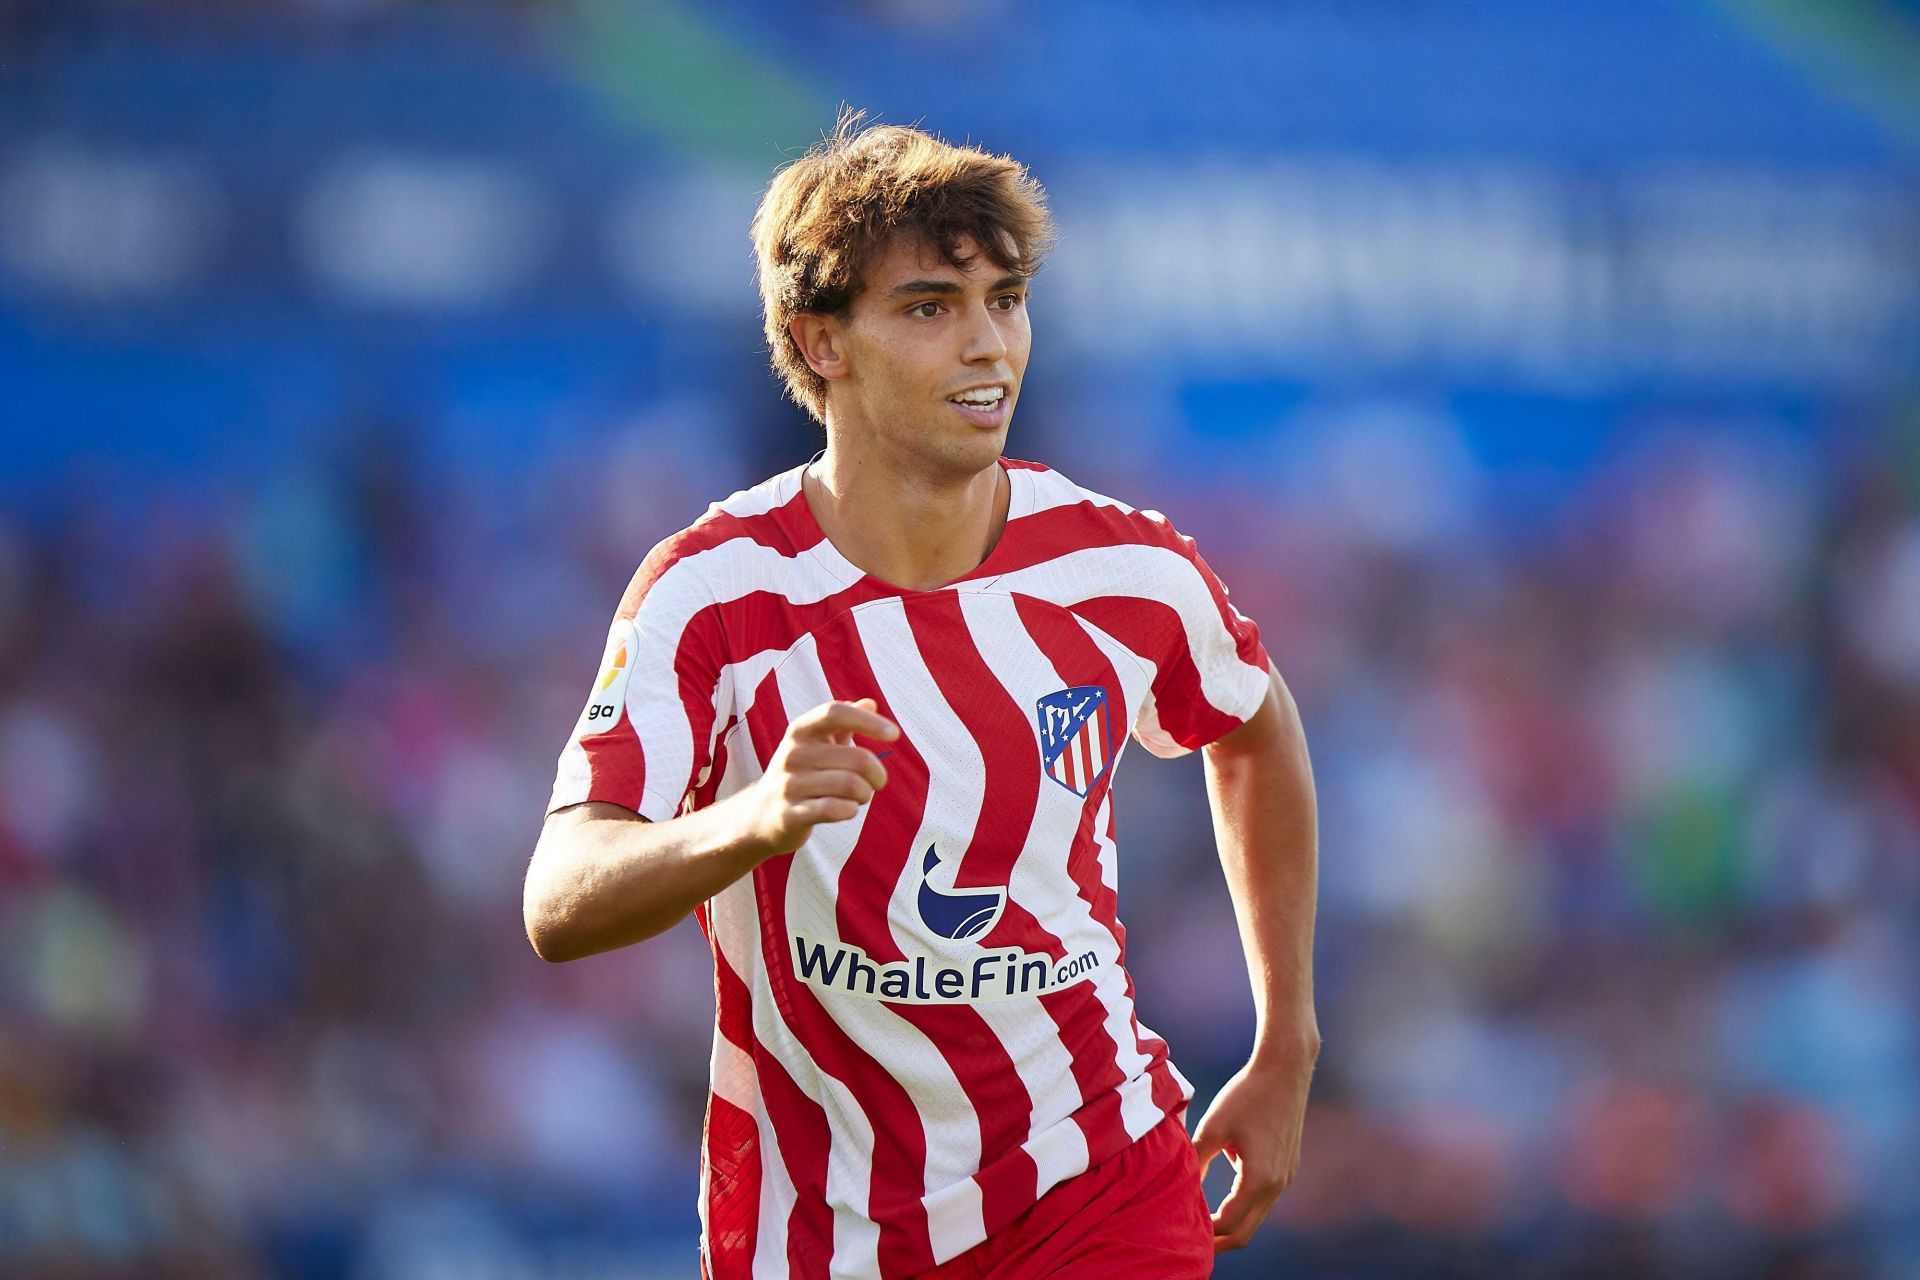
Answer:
[{"left": 915, "top": 845, "right": 1005, "bottom": 941}]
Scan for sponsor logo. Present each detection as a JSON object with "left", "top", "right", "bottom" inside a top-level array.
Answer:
[
  {"left": 791, "top": 933, "right": 1101, "bottom": 1005},
  {"left": 915, "top": 844, "right": 1004, "bottom": 941},
  {"left": 787, "top": 840, "right": 1104, "bottom": 1005},
  {"left": 1037, "top": 685, "right": 1112, "bottom": 796}
]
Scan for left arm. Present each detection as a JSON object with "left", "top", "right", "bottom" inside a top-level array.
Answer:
[{"left": 1189, "top": 657, "right": 1322, "bottom": 1252}]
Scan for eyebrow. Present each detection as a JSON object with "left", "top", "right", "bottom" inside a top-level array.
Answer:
[{"left": 886, "top": 274, "right": 1028, "bottom": 299}]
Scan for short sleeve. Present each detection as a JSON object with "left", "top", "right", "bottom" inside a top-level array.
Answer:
[
  {"left": 547, "top": 541, "right": 732, "bottom": 822},
  {"left": 1131, "top": 524, "right": 1272, "bottom": 759}
]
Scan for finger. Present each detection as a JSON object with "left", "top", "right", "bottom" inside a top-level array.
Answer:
[
  {"left": 793, "top": 698, "right": 900, "bottom": 745},
  {"left": 786, "top": 743, "right": 889, "bottom": 791},
  {"left": 1191, "top": 1125, "right": 1222, "bottom": 1161},
  {"left": 840, "top": 696, "right": 900, "bottom": 745},
  {"left": 1210, "top": 1159, "right": 1283, "bottom": 1251},
  {"left": 792, "top": 795, "right": 861, "bottom": 825},
  {"left": 1190, "top": 1120, "right": 1229, "bottom": 1178},
  {"left": 787, "top": 770, "right": 876, "bottom": 806}
]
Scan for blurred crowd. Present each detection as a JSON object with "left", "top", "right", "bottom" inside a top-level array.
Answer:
[
  {"left": 5, "top": 0, "right": 1919, "bottom": 1276},
  {"left": 2, "top": 387, "right": 1918, "bottom": 1279}
]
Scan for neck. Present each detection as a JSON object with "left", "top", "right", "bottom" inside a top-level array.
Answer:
[{"left": 805, "top": 437, "right": 1009, "bottom": 592}]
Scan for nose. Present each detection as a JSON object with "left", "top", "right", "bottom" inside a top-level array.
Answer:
[{"left": 960, "top": 297, "right": 1010, "bottom": 366}]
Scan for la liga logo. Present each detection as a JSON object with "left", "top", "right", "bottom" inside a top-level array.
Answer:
[
  {"left": 598, "top": 637, "right": 628, "bottom": 691},
  {"left": 579, "top": 620, "right": 635, "bottom": 728}
]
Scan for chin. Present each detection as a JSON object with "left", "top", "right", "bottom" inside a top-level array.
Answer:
[
  {"left": 916, "top": 422, "right": 1005, "bottom": 476},
  {"left": 955, "top": 430, "right": 1007, "bottom": 472}
]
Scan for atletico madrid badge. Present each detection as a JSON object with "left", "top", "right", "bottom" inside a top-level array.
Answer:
[{"left": 1036, "top": 685, "right": 1113, "bottom": 797}]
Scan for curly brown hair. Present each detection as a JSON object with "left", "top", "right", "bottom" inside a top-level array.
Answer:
[{"left": 750, "top": 108, "right": 1058, "bottom": 426}]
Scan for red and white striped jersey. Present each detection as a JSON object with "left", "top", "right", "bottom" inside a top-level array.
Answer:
[{"left": 548, "top": 455, "right": 1272, "bottom": 1279}]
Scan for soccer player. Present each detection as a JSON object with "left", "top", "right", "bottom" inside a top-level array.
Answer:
[{"left": 524, "top": 114, "right": 1321, "bottom": 1278}]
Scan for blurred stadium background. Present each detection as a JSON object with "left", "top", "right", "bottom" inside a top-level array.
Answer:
[{"left": 2, "top": 0, "right": 1919, "bottom": 1276}]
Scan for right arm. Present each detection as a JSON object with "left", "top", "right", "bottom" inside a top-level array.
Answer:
[{"left": 523, "top": 698, "right": 897, "bottom": 963}]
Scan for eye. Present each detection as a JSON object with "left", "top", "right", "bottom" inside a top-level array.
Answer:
[
  {"left": 994, "top": 292, "right": 1024, "bottom": 310},
  {"left": 910, "top": 301, "right": 942, "bottom": 318}
]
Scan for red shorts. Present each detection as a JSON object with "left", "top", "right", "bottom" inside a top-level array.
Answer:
[{"left": 913, "top": 1109, "right": 1215, "bottom": 1279}]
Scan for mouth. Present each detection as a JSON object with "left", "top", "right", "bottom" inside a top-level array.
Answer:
[{"left": 945, "top": 384, "right": 1011, "bottom": 429}]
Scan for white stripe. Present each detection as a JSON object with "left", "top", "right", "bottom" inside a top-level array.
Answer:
[
  {"left": 1018, "top": 466, "right": 1136, "bottom": 518},
  {"left": 704, "top": 729, "right": 843, "bottom": 1276},
  {"left": 1021, "top": 1108, "right": 1093, "bottom": 1201},
  {"left": 707, "top": 467, "right": 797, "bottom": 522},
  {"left": 1114, "top": 1063, "right": 1171, "bottom": 1142},
  {"left": 711, "top": 1028, "right": 756, "bottom": 1114},
  {"left": 750, "top": 1070, "right": 797, "bottom": 1280},
  {"left": 768, "top": 645, "right": 885, "bottom": 1279},
  {"left": 953, "top": 593, "right": 1154, "bottom": 1129},
  {"left": 953, "top": 591, "right": 1120, "bottom": 1133},
  {"left": 920, "top": 1177, "right": 984, "bottom": 1268},
  {"left": 913, "top": 1174, "right": 983, "bottom": 1266},
  {"left": 846, "top": 598, "right": 1004, "bottom": 1260},
  {"left": 709, "top": 875, "right": 807, "bottom": 1280},
  {"left": 698, "top": 1096, "right": 713, "bottom": 1276},
  {"left": 1086, "top": 703, "right": 1106, "bottom": 778},
  {"left": 1090, "top": 786, "right": 1194, "bottom": 1137}
]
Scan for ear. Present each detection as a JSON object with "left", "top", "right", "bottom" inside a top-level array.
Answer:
[{"left": 788, "top": 312, "right": 851, "bottom": 385}]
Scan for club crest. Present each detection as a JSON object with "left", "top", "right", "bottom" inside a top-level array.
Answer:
[{"left": 1036, "top": 685, "right": 1112, "bottom": 797}]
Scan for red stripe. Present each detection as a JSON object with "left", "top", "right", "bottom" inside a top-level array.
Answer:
[
  {"left": 648, "top": 582, "right": 890, "bottom": 819},
  {"left": 712, "top": 917, "right": 754, "bottom": 1054},
  {"left": 713, "top": 935, "right": 830, "bottom": 1276},
  {"left": 987, "top": 497, "right": 1266, "bottom": 748},
  {"left": 742, "top": 667, "right": 938, "bottom": 1277},
  {"left": 1012, "top": 596, "right": 1145, "bottom": 1163},
  {"left": 961, "top": 494, "right": 1227, "bottom": 610},
  {"left": 704, "top": 1091, "right": 761, "bottom": 1274},
  {"left": 689, "top": 715, "right": 737, "bottom": 812},
  {"left": 703, "top": 908, "right": 762, "bottom": 1276},
  {"left": 1076, "top": 717, "right": 1093, "bottom": 788},
  {"left": 758, "top": 1047, "right": 835, "bottom": 1277},
  {"left": 902, "top": 594, "right": 1098, "bottom": 1235},
  {"left": 673, "top": 617, "right": 731, "bottom": 811},
  {"left": 1104, "top": 795, "right": 1191, "bottom": 1120},
  {"left": 902, "top": 594, "right": 1053, "bottom": 949},
  {"left": 1072, "top": 594, "right": 1241, "bottom": 750},
  {"left": 813, "top": 603, "right": 1046, "bottom": 1241},
  {"left": 803, "top": 613, "right": 977, "bottom": 1270},
  {"left": 580, "top": 706, "right": 647, "bottom": 810}
]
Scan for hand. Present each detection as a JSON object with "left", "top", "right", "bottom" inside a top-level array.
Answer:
[
  {"left": 739, "top": 697, "right": 898, "bottom": 859},
  {"left": 1190, "top": 1035, "right": 1319, "bottom": 1252}
]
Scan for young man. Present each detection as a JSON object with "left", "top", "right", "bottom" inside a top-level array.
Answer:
[{"left": 524, "top": 115, "right": 1321, "bottom": 1279}]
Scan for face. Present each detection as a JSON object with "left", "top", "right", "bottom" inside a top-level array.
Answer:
[{"left": 794, "top": 231, "right": 1031, "bottom": 478}]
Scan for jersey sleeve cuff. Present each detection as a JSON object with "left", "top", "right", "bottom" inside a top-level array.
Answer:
[{"left": 546, "top": 779, "right": 686, "bottom": 823}]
